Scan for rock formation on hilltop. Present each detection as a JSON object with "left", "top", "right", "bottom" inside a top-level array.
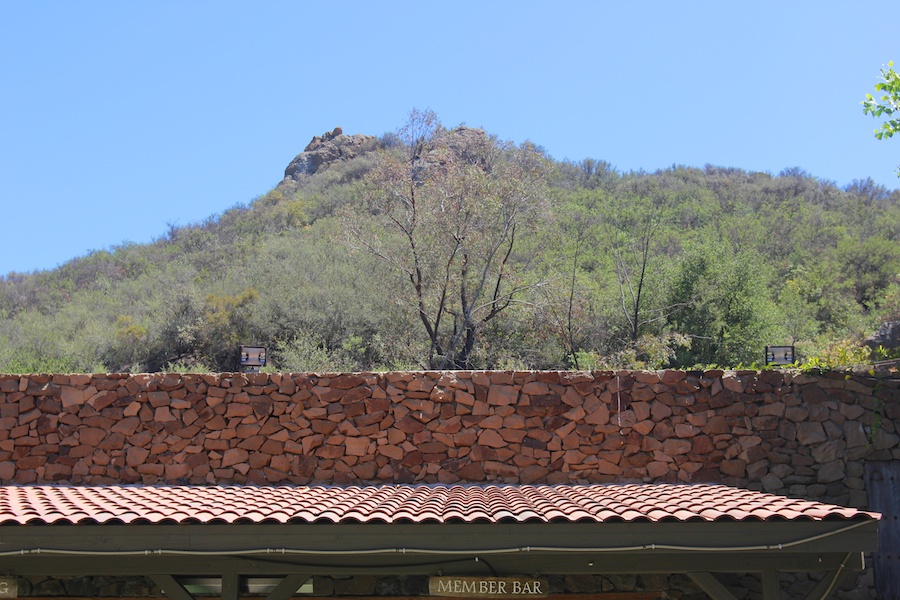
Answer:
[
  {"left": 272, "top": 125, "right": 500, "bottom": 200},
  {"left": 424, "top": 126, "right": 495, "bottom": 170},
  {"left": 278, "top": 126, "right": 496, "bottom": 191},
  {"left": 281, "top": 127, "right": 380, "bottom": 183}
]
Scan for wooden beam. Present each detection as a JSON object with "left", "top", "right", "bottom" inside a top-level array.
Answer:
[
  {"left": 687, "top": 573, "right": 740, "bottom": 600},
  {"left": 266, "top": 574, "right": 311, "bottom": 600},
  {"left": 761, "top": 571, "right": 781, "bottom": 600},
  {"left": 148, "top": 575, "right": 195, "bottom": 600},
  {"left": 0, "top": 521, "right": 878, "bottom": 556},
  {"left": 221, "top": 573, "right": 240, "bottom": 600},
  {"left": 0, "top": 550, "right": 865, "bottom": 577}
]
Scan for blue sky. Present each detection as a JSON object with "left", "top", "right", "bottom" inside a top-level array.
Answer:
[{"left": 1, "top": 1, "right": 898, "bottom": 275}]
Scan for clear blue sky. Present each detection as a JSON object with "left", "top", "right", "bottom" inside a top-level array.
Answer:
[{"left": 1, "top": 1, "right": 898, "bottom": 276}]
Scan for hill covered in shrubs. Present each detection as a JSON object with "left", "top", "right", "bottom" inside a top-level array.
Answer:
[{"left": 2, "top": 112, "right": 899, "bottom": 373}]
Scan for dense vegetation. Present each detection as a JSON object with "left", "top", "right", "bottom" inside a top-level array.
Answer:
[{"left": 2, "top": 112, "right": 899, "bottom": 373}]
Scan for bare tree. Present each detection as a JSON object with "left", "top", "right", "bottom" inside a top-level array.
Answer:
[
  {"left": 607, "top": 207, "right": 662, "bottom": 342},
  {"left": 602, "top": 195, "right": 688, "bottom": 345},
  {"left": 346, "top": 110, "right": 550, "bottom": 368}
]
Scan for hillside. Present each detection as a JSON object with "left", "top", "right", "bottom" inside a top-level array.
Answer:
[{"left": 1, "top": 113, "right": 899, "bottom": 373}]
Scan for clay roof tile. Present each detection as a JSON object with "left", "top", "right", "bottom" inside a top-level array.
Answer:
[{"left": 0, "top": 484, "right": 879, "bottom": 526}]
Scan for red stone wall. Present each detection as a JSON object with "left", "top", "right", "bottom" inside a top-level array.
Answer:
[{"left": 1, "top": 370, "right": 898, "bottom": 506}]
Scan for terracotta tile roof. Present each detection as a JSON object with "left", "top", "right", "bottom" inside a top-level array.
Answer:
[{"left": 0, "top": 483, "right": 878, "bottom": 526}]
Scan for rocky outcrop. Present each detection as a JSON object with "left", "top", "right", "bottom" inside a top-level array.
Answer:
[
  {"left": 280, "top": 125, "right": 495, "bottom": 184},
  {"left": 434, "top": 126, "right": 493, "bottom": 167},
  {"left": 282, "top": 127, "right": 380, "bottom": 182},
  {"left": 866, "top": 320, "right": 900, "bottom": 350}
]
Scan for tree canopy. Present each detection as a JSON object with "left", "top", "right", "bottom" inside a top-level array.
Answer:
[{"left": 862, "top": 60, "right": 900, "bottom": 176}]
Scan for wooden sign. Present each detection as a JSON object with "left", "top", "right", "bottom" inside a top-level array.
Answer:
[
  {"left": 0, "top": 578, "right": 17, "bottom": 599},
  {"left": 429, "top": 577, "right": 548, "bottom": 598}
]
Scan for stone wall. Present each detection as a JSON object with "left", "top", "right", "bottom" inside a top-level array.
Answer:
[{"left": 1, "top": 370, "right": 898, "bottom": 509}]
